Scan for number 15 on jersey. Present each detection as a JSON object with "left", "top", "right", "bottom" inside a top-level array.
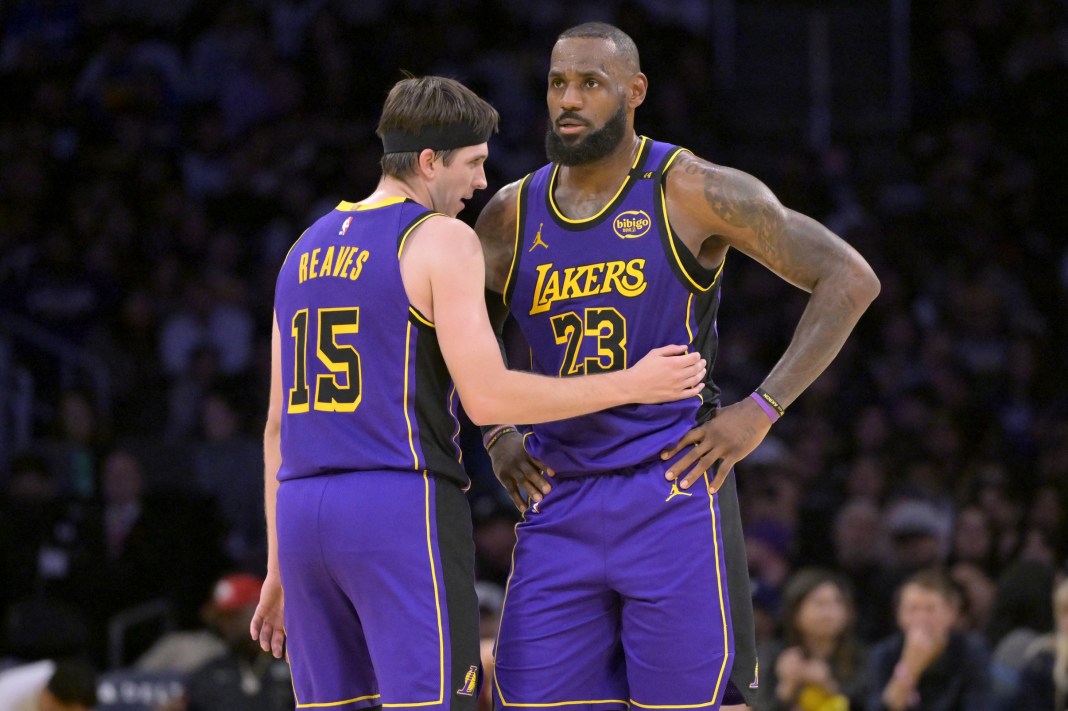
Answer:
[{"left": 287, "top": 307, "right": 363, "bottom": 413}]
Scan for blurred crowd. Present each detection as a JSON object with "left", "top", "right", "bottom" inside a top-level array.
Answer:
[{"left": 0, "top": 0, "right": 1066, "bottom": 709}]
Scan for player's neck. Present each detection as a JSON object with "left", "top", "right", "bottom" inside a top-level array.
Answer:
[
  {"left": 364, "top": 176, "right": 432, "bottom": 211},
  {"left": 558, "top": 133, "right": 641, "bottom": 194}
]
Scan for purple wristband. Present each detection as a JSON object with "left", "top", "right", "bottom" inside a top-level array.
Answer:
[{"left": 749, "top": 391, "right": 781, "bottom": 423}]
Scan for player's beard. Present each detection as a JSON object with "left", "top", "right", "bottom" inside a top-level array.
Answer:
[{"left": 545, "top": 101, "right": 627, "bottom": 166}]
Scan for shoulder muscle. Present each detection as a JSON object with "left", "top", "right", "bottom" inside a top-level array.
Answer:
[
  {"left": 402, "top": 215, "right": 485, "bottom": 321},
  {"left": 475, "top": 179, "right": 523, "bottom": 293},
  {"left": 665, "top": 151, "right": 787, "bottom": 259}
]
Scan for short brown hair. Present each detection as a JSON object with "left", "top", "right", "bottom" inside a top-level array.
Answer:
[
  {"left": 376, "top": 75, "right": 499, "bottom": 179},
  {"left": 899, "top": 568, "right": 962, "bottom": 608}
]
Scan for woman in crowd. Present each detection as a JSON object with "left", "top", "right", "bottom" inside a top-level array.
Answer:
[{"left": 757, "top": 568, "right": 868, "bottom": 711}]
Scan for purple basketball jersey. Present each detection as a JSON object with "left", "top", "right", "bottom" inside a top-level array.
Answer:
[
  {"left": 273, "top": 198, "right": 466, "bottom": 486},
  {"left": 504, "top": 137, "right": 723, "bottom": 476}
]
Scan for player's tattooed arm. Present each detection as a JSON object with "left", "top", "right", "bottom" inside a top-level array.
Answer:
[
  {"left": 667, "top": 152, "right": 880, "bottom": 408},
  {"left": 660, "top": 153, "right": 880, "bottom": 493},
  {"left": 475, "top": 179, "right": 523, "bottom": 295}
]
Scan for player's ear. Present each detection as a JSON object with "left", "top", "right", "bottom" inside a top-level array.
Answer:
[
  {"left": 628, "top": 72, "right": 648, "bottom": 109},
  {"left": 417, "top": 148, "right": 437, "bottom": 178}
]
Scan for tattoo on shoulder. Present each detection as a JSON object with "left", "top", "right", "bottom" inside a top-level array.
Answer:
[
  {"left": 681, "top": 154, "right": 786, "bottom": 260},
  {"left": 485, "top": 197, "right": 515, "bottom": 247},
  {"left": 478, "top": 189, "right": 519, "bottom": 292}
]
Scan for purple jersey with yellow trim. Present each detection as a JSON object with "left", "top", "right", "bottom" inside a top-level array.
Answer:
[
  {"left": 504, "top": 137, "right": 722, "bottom": 476},
  {"left": 274, "top": 198, "right": 467, "bottom": 487}
]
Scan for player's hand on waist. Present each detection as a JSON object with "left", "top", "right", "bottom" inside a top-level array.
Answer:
[
  {"left": 660, "top": 397, "right": 772, "bottom": 494},
  {"left": 489, "top": 431, "right": 553, "bottom": 513}
]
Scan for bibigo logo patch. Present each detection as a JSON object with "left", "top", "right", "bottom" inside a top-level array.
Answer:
[{"left": 612, "top": 210, "right": 651, "bottom": 239}]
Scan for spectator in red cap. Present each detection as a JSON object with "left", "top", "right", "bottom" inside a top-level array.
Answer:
[
  {"left": 152, "top": 572, "right": 293, "bottom": 711},
  {"left": 137, "top": 573, "right": 259, "bottom": 674},
  {"left": 210, "top": 573, "right": 262, "bottom": 613}
]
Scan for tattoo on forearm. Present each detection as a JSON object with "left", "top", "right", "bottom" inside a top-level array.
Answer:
[
  {"left": 765, "top": 257, "right": 865, "bottom": 404},
  {"left": 675, "top": 157, "right": 877, "bottom": 407}
]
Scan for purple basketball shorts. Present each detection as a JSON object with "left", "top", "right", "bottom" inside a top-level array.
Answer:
[
  {"left": 278, "top": 470, "right": 481, "bottom": 710},
  {"left": 492, "top": 457, "right": 735, "bottom": 710}
]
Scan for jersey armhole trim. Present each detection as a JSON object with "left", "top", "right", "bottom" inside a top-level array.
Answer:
[
  {"left": 408, "top": 305, "right": 434, "bottom": 328},
  {"left": 502, "top": 173, "right": 533, "bottom": 307},
  {"left": 660, "top": 148, "right": 724, "bottom": 293},
  {"left": 396, "top": 211, "right": 446, "bottom": 259}
]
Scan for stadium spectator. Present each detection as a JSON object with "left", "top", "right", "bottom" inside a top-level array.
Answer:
[
  {"left": 154, "top": 573, "right": 292, "bottom": 711},
  {"left": 757, "top": 568, "right": 868, "bottom": 711},
  {"left": 868, "top": 568, "right": 992, "bottom": 711}
]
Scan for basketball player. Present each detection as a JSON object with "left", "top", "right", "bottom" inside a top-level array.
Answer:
[
  {"left": 475, "top": 23, "right": 880, "bottom": 711},
  {"left": 249, "top": 75, "right": 708, "bottom": 711}
]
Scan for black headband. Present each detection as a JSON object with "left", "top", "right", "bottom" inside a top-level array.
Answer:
[{"left": 381, "top": 123, "right": 491, "bottom": 154}]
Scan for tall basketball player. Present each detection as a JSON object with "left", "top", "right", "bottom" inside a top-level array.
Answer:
[{"left": 476, "top": 23, "right": 880, "bottom": 711}]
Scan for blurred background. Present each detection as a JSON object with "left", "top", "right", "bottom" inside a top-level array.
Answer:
[{"left": 0, "top": 0, "right": 1065, "bottom": 709}]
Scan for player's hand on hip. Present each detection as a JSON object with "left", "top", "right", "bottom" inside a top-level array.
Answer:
[
  {"left": 489, "top": 431, "right": 553, "bottom": 512},
  {"left": 250, "top": 570, "right": 286, "bottom": 659},
  {"left": 627, "top": 345, "right": 706, "bottom": 404},
  {"left": 660, "top": 397, "right": 772, "bottom": 493}
]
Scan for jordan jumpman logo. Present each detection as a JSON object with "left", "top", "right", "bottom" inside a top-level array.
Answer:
[
  {"left": 665, "top": 480, "right": 693, "bottom": 502},
  {"left": 529, "top": 222, "right": 549, "bottom": 251}
]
